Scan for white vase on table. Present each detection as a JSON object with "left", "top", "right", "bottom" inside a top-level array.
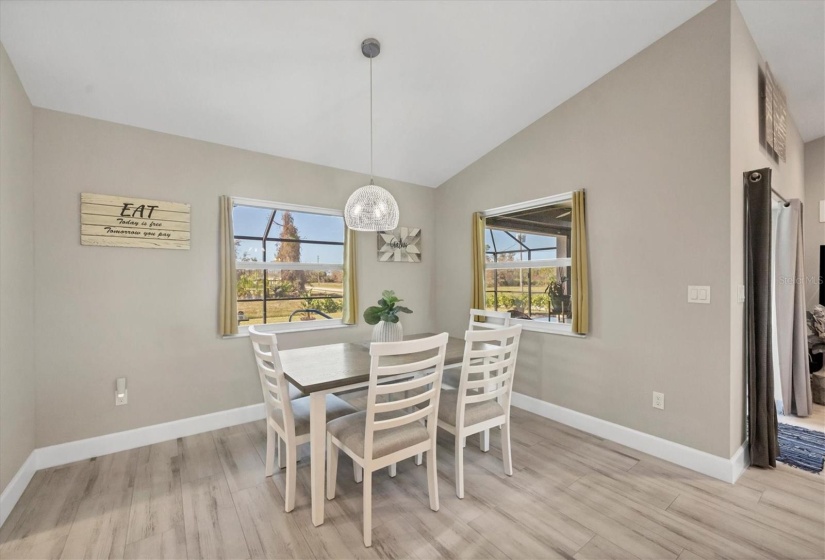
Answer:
[{"left": 372, "top": 320, "right": 403, "bottom": 343}]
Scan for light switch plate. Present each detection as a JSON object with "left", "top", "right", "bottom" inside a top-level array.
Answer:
[
  {"left": 820, "top": 200, "right": 824, "bottom": 223},
  {"left": 688, "top": 285, "right": 711, "bottom": 304}
]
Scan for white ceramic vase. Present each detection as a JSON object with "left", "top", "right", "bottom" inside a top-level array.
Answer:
[{"left": 372, "top": 320, "right": 403, "bottom": 343}]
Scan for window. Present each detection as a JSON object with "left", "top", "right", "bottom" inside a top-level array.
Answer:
[
  {"left": 484, "top": 194, "right": 574, "bottom": 333},
  {"left": 233, "top": 199, "right": 346, "bottom": 331}
]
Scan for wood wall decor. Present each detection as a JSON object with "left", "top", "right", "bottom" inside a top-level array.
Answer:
[
  {"left": 759, "top": 64, "right": 787, "bottom": 162},
  {"left": 80, "top": 193, "right": 191, "bottom": 250}
]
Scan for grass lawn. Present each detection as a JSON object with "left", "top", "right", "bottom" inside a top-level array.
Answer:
[{"left": 237, "top": 298, "right": 343, "bottom": 325}]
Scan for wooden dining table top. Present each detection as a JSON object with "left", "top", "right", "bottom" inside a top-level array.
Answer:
[{"left": 279, "top": 332, "right": 467, "bottom": 394}]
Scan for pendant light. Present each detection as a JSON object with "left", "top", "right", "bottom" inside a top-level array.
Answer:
[{"left": 344, "top": 38, "right": 400, "bottom": 232}]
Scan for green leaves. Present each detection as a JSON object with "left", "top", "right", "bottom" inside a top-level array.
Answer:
[
  {"left": 380, "top": 312, "right": 398, "bottom": 324},
  {"left": 362, "top": 290, "right": 414, "bottom": 325},
  {"left": 381, "top": 290, "right": 400, "bottom": 305},
  {"left": 363, "top": 305, "right": 384, "bottom": 325}
]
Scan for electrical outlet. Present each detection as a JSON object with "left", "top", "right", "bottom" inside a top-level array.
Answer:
[{"left": 652, "top": 392, "right": 664, "bottom": 410}]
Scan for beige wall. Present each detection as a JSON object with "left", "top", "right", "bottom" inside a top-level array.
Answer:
[
  {"left": 32, "top": 109, "right": 436, "bottom": 447},
  {"left": 804, "top": 137, "right": 824, "bottom": 309},
  {"left": 9, "top": 0, "right": 818, "bottom": 466},
  {"left": 0, "top": 43, "right": 36, "bottom": 492},
  {"left": 728, "top": 1, "right": 807, "bottom": 456},
  {"left": 435, "top": 1, "right": 735, "bottom": 458}
]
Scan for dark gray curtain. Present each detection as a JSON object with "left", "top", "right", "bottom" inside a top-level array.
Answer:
[{"left": 745, "top": 168, "right": 778, "bottom": 468}]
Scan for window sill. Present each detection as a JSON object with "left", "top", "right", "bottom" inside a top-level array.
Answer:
[
  {"left": 513, "top": 319, "right": 585, "bottom": 338},
  {"left": 223, "top": 320, "right": 352, "bottom": 338}
]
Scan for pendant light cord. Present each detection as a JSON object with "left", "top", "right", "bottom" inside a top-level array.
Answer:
[{"left": 369, "top": 56, "right": 374, "bottom": 185}]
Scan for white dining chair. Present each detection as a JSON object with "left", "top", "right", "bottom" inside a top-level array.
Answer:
[
  {"left": 437, "top": 324, "right": 522, "bottom": 498},
  {"left": 468, "top": 308, "right": 512, "bottom": 330},
  {"left": 441, "top": 308, "right": 514, "bottom": 452},
  {"left": 443, "top": 308, "right": 512, "bottom": 391},
  {"left": 248, "top": 326, "right": 357, "bottom": 512},
  {"left": 325, "top": 332, "right": 449, "bottom": 547}
]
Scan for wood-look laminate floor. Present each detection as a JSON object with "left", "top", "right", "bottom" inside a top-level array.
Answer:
[
  {"left": 779, "top": 403, "right": 825, "bottom": 433},
  {"left": 1, "top": 399, "right": 823, "bottom": 560}
]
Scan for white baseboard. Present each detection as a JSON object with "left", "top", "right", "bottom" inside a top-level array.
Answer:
[
  {"left": 511, "top": 392, "right": 749, "bottom": 484},
  {"left": 2, "top": 393, "right": 751, "bottom": 529},
  {"left": 0, "top": 403, "right": 266, "bottom": 528},
  {"left": 0, "top": 451, "right": 37, "bottom": 529},
  {"left": 37, "top": 403, "right": 266, "bottom": 470},
  {"left": 729, "top": 440, "right": 750, "bottom": 483}
]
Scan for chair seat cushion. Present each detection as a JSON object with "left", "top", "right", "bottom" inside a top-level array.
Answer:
[
  {"left": 437, "top": 389, "right": 504, "bottom": 428},
  {"left": 327, "top": 410, "right": 429, "bottom": 460},
  {"left": 278, "top": 394, "right": 357, "bottom": 438}
]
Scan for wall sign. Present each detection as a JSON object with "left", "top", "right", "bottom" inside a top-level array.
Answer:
[
  {"left": 378, "top": 227, "right": 421, "bottom": 262},
  {"left": 80, "top": 193, "right": 190, "bottom": 250}
]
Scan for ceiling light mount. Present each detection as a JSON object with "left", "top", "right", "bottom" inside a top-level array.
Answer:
[
  {"left": 361, "top": 38, "right": 380, "bottom": 59},
  {"left": 345, "top": 37, "right": 399, "bottom": 232}
]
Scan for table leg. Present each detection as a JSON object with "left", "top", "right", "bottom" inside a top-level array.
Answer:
[{"left": 310, "top": 392, "right": 326, "bottom": 526}]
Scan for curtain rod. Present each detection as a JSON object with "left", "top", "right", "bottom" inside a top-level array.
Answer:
[{"left": 771, "top": 188, "right": 789, "bottom": 205}]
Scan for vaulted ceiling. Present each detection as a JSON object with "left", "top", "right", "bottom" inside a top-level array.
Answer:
[{"left": 1, "top": 1, "right": 821, "bottom": 187}]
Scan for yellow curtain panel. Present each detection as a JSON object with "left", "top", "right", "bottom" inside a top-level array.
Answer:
[
  {"left": 341, "top": 226, "right": 358, "bottom": 325},
  {"left": 471, "top": 212, "right": 486, "bottom": 313},
  {"left": 571, "top": 190, "right": 589, "bottom": 334},
  {"left": 219, "top": 195, "right": 238, "bottom": 336}
]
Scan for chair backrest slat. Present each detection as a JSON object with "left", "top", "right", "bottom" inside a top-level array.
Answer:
[
  {"left": 373, "top": 405, "right": 432, "bottom": 431},
  {"left": 249, "top": 326, "right": 297, "bottom": 437},
  {"left": 466, "top": 346, "right": 511, "bottom": 360},
  {"left": 454, "top": 325, "right": 522, "bottom": 428},
  {"left": 469, "top": 308, "right": 511, "bottom": 331},
  {"left": 464, "top": 384, "right": 508, "bottom": 404},
  {"left": 373, "top": 369, "right": 437, "bottom": 395},
  {"left": 464, "top": 372, "right": 511, "bottom": 391},
  {"left": 364, "top": 333, "right": 449, "bottom": 460},
  {"left": 467, "top": 360, "right": 499, "bottom": 375},
  {"left": 372, "top": 355, "right": 443, "bottom": 379},
  {"left": 373, "top": 388, "right": 435, "bottom": 414}
]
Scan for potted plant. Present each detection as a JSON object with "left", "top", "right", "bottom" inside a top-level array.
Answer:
[
  {"left": 363, "top": 290, "right": 413, "bottom": 342},
  {"left": 546, "top": 277, "right": 570, "bottom": 320}
]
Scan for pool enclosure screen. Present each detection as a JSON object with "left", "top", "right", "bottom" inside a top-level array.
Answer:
[{"left": 484, "top": 201, "right": 573, "bottom": 323}]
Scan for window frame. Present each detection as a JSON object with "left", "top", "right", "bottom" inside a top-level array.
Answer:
[
  {"left": 482, "top": 192, "right": 583, "bottom": 337},
  {"left": 231, "top": 196, "right": 350, "bottom": 335}
]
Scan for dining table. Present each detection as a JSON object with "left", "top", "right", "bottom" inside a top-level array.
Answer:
[{"left": 278, "top": 332, "right": 468, "bottom": 526}]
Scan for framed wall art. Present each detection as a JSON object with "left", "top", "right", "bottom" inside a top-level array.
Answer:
[{"left": 377, "top": 227, "right": 421, "bottom": 262}]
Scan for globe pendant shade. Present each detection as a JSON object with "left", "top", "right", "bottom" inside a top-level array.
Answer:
[{"left": 344, "top": 184, "right": 399, "bottom": 231}]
